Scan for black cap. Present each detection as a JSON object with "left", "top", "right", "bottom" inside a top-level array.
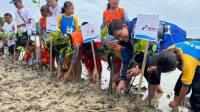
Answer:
[{"left": 9, "top": 0, "right": 22, "bottom": 4}]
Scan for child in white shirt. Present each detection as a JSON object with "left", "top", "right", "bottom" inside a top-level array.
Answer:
[{"left": 2, "top": 13, "right": 17, "bottom": 62}]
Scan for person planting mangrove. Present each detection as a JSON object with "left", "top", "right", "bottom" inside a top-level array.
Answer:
[
  {"left": 108, "top": 19, "right": 163, "bottom": 101},
  {"left": 154, "top": 41, "right": 200, "bottom": 111}
]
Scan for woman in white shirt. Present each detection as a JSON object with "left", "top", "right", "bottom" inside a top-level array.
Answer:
[{"left": 2, "top": 13, "right": 17, "bottom": 62}]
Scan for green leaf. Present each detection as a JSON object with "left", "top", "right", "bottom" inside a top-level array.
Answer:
[
  {"left": 133, "top": 40, "right": 148, "bottom": 53},
  {"left": 152, "top": 44, "right": 157, "bottom": 53},
  {"left": 64, "top": 54, "right": 71, "bottom": 65},
  {"left": 63, "top": 36, "right": 70, "bottom": 43},
  {"left": 32, "top": 0, "right": 37, "bottom": 4},
  {"left": 16, "top": 46, "right": 25, "bottom": 52},
  {"left": 0, "top": 32, "right": 10, "bottom": 40},
  {"left": 59, "top": 47, "right": 66, "bottom": 54},
  {"left": 101, "top": 27, "right": 108, "bottom": 38},
  {"left": 45, "top": 35, "right": 55, "bottom": 43},
  {"left": 65, "top": 52, "right": 72, "bottom": 57},
  {"left": 56, "top": 40, "right": 66, "bottom": 45},
  {"left": 66, "top": 47, "right": 72, "bottom": 53}
]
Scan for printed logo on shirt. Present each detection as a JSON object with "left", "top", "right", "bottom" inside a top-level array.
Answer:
[{"left": 66, "top": 26, "right": 74, "bottom": 33}]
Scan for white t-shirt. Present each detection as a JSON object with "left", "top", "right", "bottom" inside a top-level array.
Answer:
[
  {"left": 15, "top": 7, "right": 33, "bottom": 33},
  {"left": 2, "top": 21, "right": 17, "bottom": 46},
  {"left": 50, "top": 4, "right": 62, "bottom": 17}
]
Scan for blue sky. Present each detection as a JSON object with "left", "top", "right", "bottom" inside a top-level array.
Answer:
[{"left": 0, "top": 0, "right": 199, "bottom": 38}]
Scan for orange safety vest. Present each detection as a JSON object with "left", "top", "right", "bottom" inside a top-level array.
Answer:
[
  {"left": 40, "top": 17, "right": 46, "bottom": 31},
  {"left": 70, "top": 30, "right": 83, "bottom": 47},
  {"left": 103, "top": 7, "right": 125, "bottom": 26}
]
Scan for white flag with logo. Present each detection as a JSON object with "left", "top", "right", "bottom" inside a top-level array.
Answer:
[
  {"left": 134, "top": 14, "right": 159, "bottom": 42},
  {"left": 46, "top": 17, "right": 57, "bottom": 33},
  {"left": 81, "top": 23, "right": 100, "bottom": 43}
]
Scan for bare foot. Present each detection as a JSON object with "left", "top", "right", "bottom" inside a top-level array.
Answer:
[{"left": 89, "top": 76, "right": 96, "bottom": 83}]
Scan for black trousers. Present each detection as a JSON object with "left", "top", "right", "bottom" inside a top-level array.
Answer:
[
  {"left": 190, "top": 74, "right": 200, "bottom": 112},
  {"left": 174, "top": 73, "right": 200, "bottom": 112}
]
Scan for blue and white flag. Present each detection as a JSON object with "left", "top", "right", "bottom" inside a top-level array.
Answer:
[
  {"left": 81, "top": 23, "right": 100, "bottom": 43},
  {"left": 46, "top": 17, "right": 58, "bottom": 33},
  {"left": 134, "top": 14, "right": 160, "bottom": 42}
]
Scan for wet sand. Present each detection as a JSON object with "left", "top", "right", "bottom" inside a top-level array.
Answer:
[{"left": 0, "top": 57, "right": 161, "bottom": 112}]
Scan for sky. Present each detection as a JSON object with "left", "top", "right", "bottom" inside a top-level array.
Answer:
[{"left": 0, "top": 0, "right": 199, "bottom": 38}]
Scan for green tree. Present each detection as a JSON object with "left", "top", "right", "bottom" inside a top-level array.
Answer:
[
  {"left": 32, "top": 0, "right": 40, "bottom": 7},
  {"left": 0, "top": 16, "right": 4, "bottom": 26}
]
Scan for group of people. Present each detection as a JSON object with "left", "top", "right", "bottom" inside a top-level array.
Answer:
[{"left": 0, "top": 0, "right": 200, "bottom": 111}]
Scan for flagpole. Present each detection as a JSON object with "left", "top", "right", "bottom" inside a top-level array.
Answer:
[
  {"left": 108, "top": 55, "right": 115, "bottom": 95},
  {"left": 135, "top": 41, "right": 149, "bottom": 105},
  {"left": 35, "top": 33, "right": 40, "bottom": 74},
  {"left": 50, "top": 40, "right": 53, "bottom": 77},
  {"left": 91, "top": 41, "right": 100, "bottom": 90}
]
